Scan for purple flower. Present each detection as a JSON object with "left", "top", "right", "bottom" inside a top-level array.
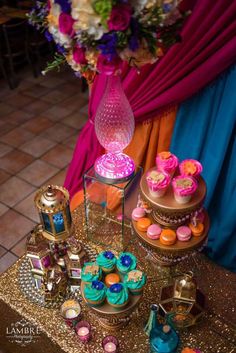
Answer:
[
  {"left": 56, "top": 44, "right": 66, "bottom": 54},
  {"left": 98, "top": 33, "right": 118, "bottom": 59},
  {"left": 55, "top": 0, "right": 71, "bottom": 13},
  {"left": 103, "top": 251, "right": 115, "bottom": 260},
  {"left": 44, "top": 30, "right": 53, "bottom": 42},
  {"left": 110, "top": 283, "right": 123, "bottom": 293},
  {"left": 129, "top": 36, "right": 139, "bottom": 51},
  {"left": 92, "top": 280, "right": 104, "bottom": 290}
]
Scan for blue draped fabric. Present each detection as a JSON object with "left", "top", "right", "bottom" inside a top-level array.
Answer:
[{"left": 170, "top": 65, "right": 236, "bottom": 272}]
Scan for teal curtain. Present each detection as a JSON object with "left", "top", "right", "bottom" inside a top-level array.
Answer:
[{"left": 170, "top": 65, "right": 236, "bottom": 272}]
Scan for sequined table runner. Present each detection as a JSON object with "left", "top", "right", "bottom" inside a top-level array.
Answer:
[{"left": 0, "top": 206, "right": 235, "bottom": 353}]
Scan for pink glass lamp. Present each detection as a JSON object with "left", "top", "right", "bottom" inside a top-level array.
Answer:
[{"left": 94, "top": 74, "right": 135, "bottom": 183}]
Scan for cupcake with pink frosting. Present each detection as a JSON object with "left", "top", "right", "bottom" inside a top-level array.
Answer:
[
  {"left": 146, "top": 170, "right": 171, "bottom": 198},
  {"left": 172, "top": 176, "right": 198, "bottom": 204},
  {"left": 156, "top": 151, "right": 179, "bottom": 176},
  {"left": 179, "top": 159, "right": 203, "bottom": 179}
]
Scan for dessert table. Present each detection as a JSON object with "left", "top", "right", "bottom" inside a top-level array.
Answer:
[{"left": 0, "top": 205, "right": 235, "bottom": 353}]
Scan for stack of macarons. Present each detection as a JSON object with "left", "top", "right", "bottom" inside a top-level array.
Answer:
[{"left": 132, "top": 206, "right": 205, "bottom": 246}]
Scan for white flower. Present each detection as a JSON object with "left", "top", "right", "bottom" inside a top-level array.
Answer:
[
  {"left": 50, "top": 3, "right": 61, "bottom": 20},
  {"left": 71, "top": 0, "right": 95, "bottom": 19},
  {"left": 49, "top": 25, "right": 72, "bottom": 48},
  {"left": 130, "top": 0, "right": 148, "bottom": 12}
]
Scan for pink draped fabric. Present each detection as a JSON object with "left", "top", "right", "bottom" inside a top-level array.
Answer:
[{"left": 64, "top": 0, "right": 236, "bottom": 197}]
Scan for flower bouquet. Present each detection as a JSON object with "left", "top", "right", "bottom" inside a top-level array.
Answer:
[{"left": 28, "top": 0, "right": 188, "bottom": 80}]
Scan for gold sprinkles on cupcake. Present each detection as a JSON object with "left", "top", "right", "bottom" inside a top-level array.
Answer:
[
  {"left": 127, "top": 270, "right": 143, "bottom": 282},
  {"left": 176, "top": 179, "right": 193, "bottom": 188},
  {"left": 84, "top": 264, "right": 99, "bottom": 275}
]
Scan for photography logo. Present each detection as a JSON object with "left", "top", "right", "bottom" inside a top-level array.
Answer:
[{"left": 6, "top": 319, "right": 41, "bottom": 346}]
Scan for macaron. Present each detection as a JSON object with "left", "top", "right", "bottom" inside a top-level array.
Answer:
[
  {"left": 136, "top": 217, "right": 152, "bottom": 232},
  {"left": 132, "top": 207, "right": 146, "bottom": 221},
  {"left": 176, "top": 226, "right": 192, "bottom": 242},
  {"left": 147, "top": 224, "right": 162, "bottom": 240},
  {"left": 160, "top": 229, "right": 176, "bottom": 246},
  {"left": 189, "top": 222, "right": 204, "bottom": 237}
]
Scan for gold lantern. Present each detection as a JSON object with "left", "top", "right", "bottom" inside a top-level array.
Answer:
[
  {"left": 159, "top": 272, "right": 205, "bottom": 328},
  {"left": 26, "top": 224, "right": 53, "bottom": 275},
  {"left": 34, "top": 185, "right": 73, "bottom": 242},
  {"left": 65, "top": 237, "right": 87, "bottom": 289},
  {"left": 41, "top": 266, "right": 67, "bottom": 302}
]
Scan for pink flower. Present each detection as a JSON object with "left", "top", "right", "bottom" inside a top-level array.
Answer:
[
  {"left": 59, "top": 13, "right": 74, "bottom": 36},
  {"left": 97, "top": 54, "right": 122, "bottom": 75},
  {"left": 73, "top": 46, "right": 87, "bottom": 65},
  {"left": 108, "top": 4, "right": 132, "bottom": 31}
]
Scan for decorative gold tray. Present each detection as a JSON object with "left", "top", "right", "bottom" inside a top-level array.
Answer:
[
  {"left": 140, "top": 167, "right": 207, "bottom": 228},
  {"left": 81, "top": 281, "right": 142, "bottom": 330}
]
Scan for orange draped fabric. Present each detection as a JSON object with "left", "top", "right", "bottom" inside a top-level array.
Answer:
[{"left": 70, "top": 106, "right": 177, "bottom": 211}]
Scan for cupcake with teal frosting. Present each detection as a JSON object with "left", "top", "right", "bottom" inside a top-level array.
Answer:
[
  {"left": 124, "top": 270, "right": 146, "bottom": 295},
  {"left": 81, "top": 262, "right": 102, "bottom": 284},
  {"left": 84, "top": 280, "right": 107, "bottom": 307},
  {"left": 107, "top": 283, "right": 129, "bottom": 308},
  {"left": 96, "top": 251, "right": 117, "bottom": 273},
  {"left": 117, "top": 252, "right": 137, "bottom": 275}
]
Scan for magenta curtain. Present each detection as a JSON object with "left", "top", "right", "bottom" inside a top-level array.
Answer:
[{"left": 64, "top": 0, "right": 236, "bottom": 197}]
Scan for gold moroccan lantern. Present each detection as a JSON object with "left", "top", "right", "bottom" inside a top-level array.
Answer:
[
  {"left": 26, "top": 224, "right": 53, "bottom": 274},
  {"left": 41, "top": 266, "right": 67, "bottom": 302},
  {"left": 159, "top": 272, "right": 205, "bottom": 328},
  {"left": 65, "top": 237, "right": 87, "bottom": 283},
  {"left": 34, "top": 185, "right": 73, "bottom": 242},
  {"left": 26, "top": 224, "right": 53, "bottom": 289}
]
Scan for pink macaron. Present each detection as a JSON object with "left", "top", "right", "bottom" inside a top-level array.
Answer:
[
  {"left": 132, "top": 207, "right": 146, "bottom": 221},
  {"left": 176, "top": 226, "right": 192, "bottom": 241},
  {"left": 147, "top": 224, "right": 162, "bottom": 240}
]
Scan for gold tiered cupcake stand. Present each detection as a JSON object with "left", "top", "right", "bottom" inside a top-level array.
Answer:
[
  {"left": 132, "top": 168, "right": 210, "bottom": 269},
  {"left": 81, "top": 282, "right": 142, "bottom": 330}
]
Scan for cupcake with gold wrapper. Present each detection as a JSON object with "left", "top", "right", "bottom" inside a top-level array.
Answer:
[
  {"left": 96, "top": 251, "right": 117, "bottom": 273},
  {"left": 146, "top": 170, "right": 171, "bottom": 198},
  {"left": 179, "top": 159, "right": 203, "bottom": 179},
  {"left": 117, "top": 252, "right": 137, "bottom": 275},
  {"left": 81, "top": 262, "right": 102, "bottom": 284},
  {"left": 156, "top": 151, "right": 179, "bottom": 176},
  {"left": 172, "top": 176, "right": 198, "bottom": 204},
  {"left": 107, "top": 283, "right": 129, "bottom": 308},
  {"left": 124, "top": 270, "right": 146, "bottom": 295},
  {"left": 84, "top": 280, "right": 107, "bottom": 307}
]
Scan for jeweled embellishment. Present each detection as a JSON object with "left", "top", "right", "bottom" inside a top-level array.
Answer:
[
  {"left": 176, "top": 179, "right": 193, "bottom": 188},
  {"left": 148, "top": 171, "right": 165, "bottom": 182},
  {"left": 127, "top": 270, "right": 143, "bottom": 282},
  {"left": 84, "top": 264, "right": 99, "bottom": 275}
]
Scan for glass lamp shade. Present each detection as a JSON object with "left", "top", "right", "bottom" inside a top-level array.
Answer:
[{"left": 94, "top": 74, "right": 135, "bottom": 183}]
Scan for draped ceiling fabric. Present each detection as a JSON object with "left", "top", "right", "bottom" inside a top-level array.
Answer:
[
  {"left": 64, "top": 0, "right": 236, "bottom": 197},
  {"left": 171, "top": 65, "right": 236, "bottom": 271}
]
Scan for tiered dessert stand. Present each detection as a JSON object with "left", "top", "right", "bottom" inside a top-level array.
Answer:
[
  {"left": 81, "top": 282, "right": 142, "bottom": 330},
  {"left": 132, "top": 168, "right": 210, "bottom": 272}
]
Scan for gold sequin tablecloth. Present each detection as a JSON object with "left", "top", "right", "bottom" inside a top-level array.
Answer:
[{"left": 0, "top": 206, "right": 236, "bottom": 353}]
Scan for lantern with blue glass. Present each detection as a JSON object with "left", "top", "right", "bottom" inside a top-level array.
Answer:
[{"left": 34, "top": 185, "right": 73, "bottom": 242}]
